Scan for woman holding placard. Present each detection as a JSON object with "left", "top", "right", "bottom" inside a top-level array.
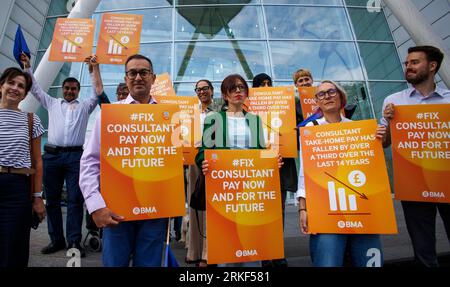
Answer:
[
  {"left": 195, "top": 74, "right": 282, "bottom": 267},
  {"left": 296, "top": 80, "right": 388, "bottom": 267}
]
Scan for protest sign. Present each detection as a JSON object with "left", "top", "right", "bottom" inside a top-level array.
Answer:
[
  {"left": 154, "top": 96, "right": 201, "bottom": 165},
  {"left": 150, "top": 73, "right": 177, "bottom": 97},
  {"left": 100, "top": 104, "right": 185, "bottom": 220},
  {"left": 205, "top": 149, "right": 284, "bottom": 264},
  {"left": 390, "top": 104, "right": 450, "bottom": 203},
  {"left": 300, "top": 119, "right": 397, "bottom": 234},
  {"left": 96, "top": 13, "right": 142, "bottom": 64},
  {"left": 297, "top": 86, "right": 318, "bottom": 119},
  {"left": 49, "top": 18, "right": 95, "bottom": 62},
  {"left": 247, "top": 87, "right": 298, "bottom": 158}
]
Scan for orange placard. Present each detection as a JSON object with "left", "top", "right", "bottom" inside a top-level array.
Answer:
[
  {"left": 300, "top": 119, "right": 397, "bottom": 234},
  {"left": 205, "top": 149, "right": 284, "bottom": 264},
  {"left": 390, "top": 104, "right": 450, "bottom": 203},
  {"left": 49, "top": 18, "right": 95, "bottom": 62},
  {"left": 246, "top": 87, "right": 298, "bottom": 158},
  {"left": 150, "top": 73, "right": 176, "bottom": 97},
  {"left": 153, "top": 96, "right": 201, "bottom": 165},
  {"left": 96, "top": 13, "right": 143, "bottom": 65},
  {"left": 100, "top": 104, "right": 185, "bottom": 221},
  {"left": 298, "top": 86, "right": 318, "bottom": 119}
]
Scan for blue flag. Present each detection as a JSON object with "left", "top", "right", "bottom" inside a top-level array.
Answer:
[
  {"left": 298, "top": 113, "right": 321, "bottom": 127},
  {"left": 13, "top": 25, "right": 31, "bottom": 69},
  {"left": 163, "top": 245, "right": 179, "bottom": 267}
]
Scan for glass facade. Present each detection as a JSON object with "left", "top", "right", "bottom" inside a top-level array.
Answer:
[{"left": 36, "top": 0, "right": 407, "bottom": 130}]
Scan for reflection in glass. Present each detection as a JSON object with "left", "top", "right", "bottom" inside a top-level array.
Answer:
[
  {"left": 176, "top": 0, "right": 259, "bottom": 4},
  {"left": 369, "top": 81, "right": 407, "bottom": 120},
  {"left": 264, "top": 0, "right": 342, "bottom": 4},
  {"left": 96, "top": 0, "right": 172, "bottom": 11},
  {"left": 338, "top": 82, "right": 373, "bottom": 120},
  {"left": 92, "top": 8, "right": 172, "bottom": 45},
  {"left": 358, "top": 43, "right": 404, "bottom": 80},
  {"left": 271, "top": 41, "right": 363, "bottom": 81},
  {"left": 176, "top": 6, "right": 265, "bottom": 40},
  {"left": 39, "top": 18, "right": 57, "bottom": 50},
  {"left": 265, "top": 6, "right": 353, "bottom": 40},
  {"left": 175, "top": 41, "right": 269, "bottom": 82}
]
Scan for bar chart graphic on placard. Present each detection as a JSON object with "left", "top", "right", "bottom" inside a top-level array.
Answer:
[
  {"left": 62, "top": 37, "right": 82, "bottom": 53},
  {"left": 107, "top": 36, "right": 128, "bottom": 55},
  {"left": 328, "top": 181, "right": 358, "bottom": 211}
]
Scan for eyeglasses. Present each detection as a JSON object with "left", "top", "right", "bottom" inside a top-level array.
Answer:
[
  {"left": 315, "top": 88, "right": 338, "bottom": 100},
  {"left": 230, "top": 84, "right": 247, "bottom": 93},
  {"left": 195, "top": 86, "right": 210, "bottom": 93},
  {"left": 125, "top": 69, "right": 153, "bottom": 79}
]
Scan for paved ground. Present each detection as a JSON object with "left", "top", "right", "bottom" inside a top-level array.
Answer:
[{"left": 28, "top": 200, "right": 450, "bottom": 267}]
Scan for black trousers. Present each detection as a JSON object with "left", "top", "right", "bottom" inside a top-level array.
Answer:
[
  {"left": 0, "top": 173, "right": 32, "bottom": 267},
  {"left": 401, "top": 201, "right": 450, "bottom": 267}
]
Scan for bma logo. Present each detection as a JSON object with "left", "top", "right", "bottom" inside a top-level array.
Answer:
[
  {"left": 132, "top": 206, "right": 157, "bottom": 215},
  {"left": 422, "top": 191, "right": 445, "bottom": 198},
  {"left": 235, "top": 249, "right": 258, "bottom": 258},
  {"left": 337, "top": 220, "right": 363, "bottom": 229}
]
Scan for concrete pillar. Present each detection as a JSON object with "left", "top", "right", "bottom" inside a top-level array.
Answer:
[
  {"left": 383, "top": 0, "right": 450, "bottom": 87},
  {"left": 20, "top": 0, "right": 101, "bottom": 112}
]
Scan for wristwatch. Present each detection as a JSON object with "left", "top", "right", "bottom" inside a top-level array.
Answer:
[{"left": 33, "top": 192, "right": 43, "bottom": 198}]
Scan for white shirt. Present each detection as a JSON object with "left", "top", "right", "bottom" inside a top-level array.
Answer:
[
  {"left": 27, "top": 68, "right": 98, "bottom": 146},
  {"left": 296, "top": 116, "right": 352, "bottom": 199}
]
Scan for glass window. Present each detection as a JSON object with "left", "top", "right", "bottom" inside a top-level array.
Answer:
[
  {"left": 175, "top": 41, "right": 270, "bottom": 82},
  {"left": 368, "top": 81, "right": 407, "bottom": 120},
  {"left": 96, "top": 0, "right": 172, "bottom": 11},
  {"left": 265, "top": 6, "right": 353, "bottom": 40},
  {"left": 337, "top": 81, "right": 373, "bottom": 120},
  {"left": 176, "top": 6, "right": 265, "bottom": 40},
  {"left": 358, "top": 43, "right": 404, "bottom": 81},
  {"left": 92, "top": 8, "right": 172, "bottom": 45},
  {"left": 347, "top": 8, "right": 394, "bottom": 41},
  {"left": 47, "top": 0, "right": 71, "bottom": 16},
  {"left": 271, "top": 41, "right": 364, "bottom": 81},
  {"left": 344, "top": 0, "right": 371, "bottom": 6},
  {"left": 264, "top": 0, "right": 342, "bottom": 4},
  {"left": 81, "top": 42, "right": 171, "bottom": 85},
  {"left": 39, "top": 18, "right": 58, "bottom": 50},
  {"left": 176, "top": 0, "right": 259, "bottom": 4}
]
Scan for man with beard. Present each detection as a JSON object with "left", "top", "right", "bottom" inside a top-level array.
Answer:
[{"left": 381, "top": 45, "right": 450, "bottom": 267}]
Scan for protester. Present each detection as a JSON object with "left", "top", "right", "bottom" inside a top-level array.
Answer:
[
  {"left": 21, "top": 54, "right": 99, "bottom": 257},
  {"left": 297, "top": 80, "right": 387, "bottom": 267},
  {"left": 381, "top": 45, "right": 450, "bottom": 267},
  {"left": 0, "top": 67, "right": 45, "bottom": 266},
  {"left": 186, "top": 79, "right": 221, "bottom": 267},
  {"left": 196, "top": 74, "right": 283, "bottom": 267},
  {"left": 79, "top": 54, "right": 169, "bottom": 267},
  {"left": 252, "top": 73, "right": 292, "bottom": 267}
]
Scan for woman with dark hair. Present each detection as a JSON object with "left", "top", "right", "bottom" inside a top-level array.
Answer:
[
  {"left": 0, "top": 67, "right": 46, "bottom": 266},
  {"left": 296, "top": 80, "right": 387, "bottom": 267},
  {"left": 186, "top": 79, "right": 217, "bottom": 267},
  {"left": 196, "top": 74, "right": 282, "bottom": 267},
  {"left": 252, "top": 73, "right": 272, "bottom": 88}
]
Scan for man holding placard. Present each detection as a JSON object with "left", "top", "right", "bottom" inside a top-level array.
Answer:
[
  {"left": 79, "top": 54, "right": 183, "bottom": 267},
  {"left": 381, "top": 45, "right": 450, "bottom": 267}
]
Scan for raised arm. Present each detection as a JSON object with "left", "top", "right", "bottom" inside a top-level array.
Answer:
[{"left": 20, "top": 52, "right": 55, "bottom": 109}]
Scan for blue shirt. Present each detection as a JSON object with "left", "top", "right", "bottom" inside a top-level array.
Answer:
[{"left": 380, "top": 86, "right": 450, "bottom": 126}]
